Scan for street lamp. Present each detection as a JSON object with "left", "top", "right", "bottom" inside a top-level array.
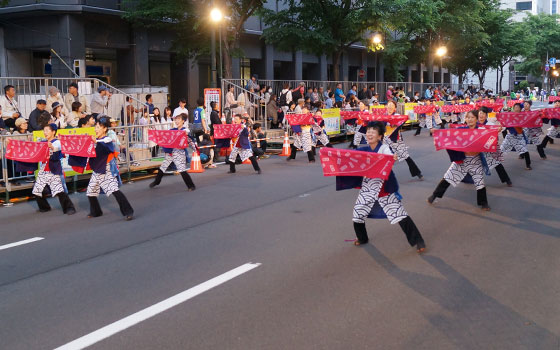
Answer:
[
  {"left": 436, "top": 46, "right": 447, "bottom": 85},
  {"left": 371, "top": 34, "right": 384, "bottom": 82},
  {"left": 209, "top": 7, "right": 223, "bottom": 88}
]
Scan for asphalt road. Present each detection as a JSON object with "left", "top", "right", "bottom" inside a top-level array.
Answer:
[{"left": 0, "top": 125, "right": 559, "bottom": 350}]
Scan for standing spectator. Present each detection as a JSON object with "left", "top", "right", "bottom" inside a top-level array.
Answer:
[
  {"left": 162, "top": 107, "right": 174, "bottom": 129},
  {"left": 386, "top": 85, "right": 394, "bottom": 101},
  {"left": 278, "top": 83, "right": 292, "bottom": 117},
  {"left": 90, "top": 86, "right": 110, "bottom": 118},
  {"left": 358, "top": 86, "right": 368, "bottom": 102},
  {"left": 145, "top": 94, "right": 155, "bottom": 115},
  {"left": 424, "top": 85, "right": 433, "bottom": 99},
  {"left": 124, "top": 96, "right": 140, "bottom": 126},
  {"left": 1, "top": 85, "right": 21, "bottom": 130},
  {"left": 11, "top": 118, "right": 29, "bottom": 135},
  {"left": 225, "top": 86, "right": 237, "bottom": 109},
  {"left": 172, "top": 98, "right": 189, "bottom": 118},
  {"left": 46, "top": 86, "right": 68, "bottom": 116},
  {"left": 246, "top": 74, "right": 259, "bottom": 91},
  {"left": 64, "top": 82, "right": 90, "bottom": 115},
  {"left": 191, "top": 98, "right": 209, "bottom": 141},
  {"left": 334, "top": 83, "right": 345, "bottom": 108},
  {"left": 310, "top": 87, "right": 320, "bottom": 108},
  {"left": 66, "top": 102, "right": 82, "bottom": 128},
  {"left": 267, "top": 94, "right": 279, "bottom": 128},
  {"left": 324, "top": 86, "right": 332, "bottom": 100},
  {"left": 325, "top": 92, "right": 335, "bottom": 109},
  {"left": 291, "top": 82, "right": 305, "bottom": 103},
  {"left": 28, "top": 99, "right": 47, "bottom": 132},
  {"left": 50, "top": 102, "right": 67, "bottom": 129},
  {"left": 209, "top": 101, "right": 221, "bottom": 136},
  {"left": 347, "top": 84, "right": 357, "bottom": 97}
]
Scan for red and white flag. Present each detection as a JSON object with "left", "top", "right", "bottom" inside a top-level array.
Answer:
[
  {"left": 148, "top": 130, "right": 190, "bottom": 149},
  {"left": 59, "top": 134, "right": 97, "bottom": 157},
  {"left": 370, "top": 108, "right": 387, "bottom": 115},
  {"left": 340, "top": 111, "right": 362, "bottom": 120},
  {"left": 5, "top": 139, "right": 50, "bottom": 163},
  {"left": 496, "top": 111, "right": 543, "bottom": 128},
  {"left": 319, "top": 148, "right": 395, "bottom": 180},
  {"left": 507, "top": 99, "right": 523, "bottom": 107},
  {"left": 286, "top": 113, "right": 314, "bottom": 126},
  {"left": 542, "top": 107, "right": 560, "bottom": 120},
  {"left": 364, "top": 114, "right": 409, "bottom": 126},
  {"left": 433, "top": 129, "right": 499, "bottom": 153},
  {"left": 413, "top": 105, "right": 437, "bottom": 114},
  {"left": 213, "top": 124, "right": 244, "bottom": 139}
]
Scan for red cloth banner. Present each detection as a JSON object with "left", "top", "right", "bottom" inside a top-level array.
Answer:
[
  {"left": 320, "top": 148, "right": 395, "bottom": 180},
  {"left": 507, "top": 99, "right": 523, "bottom": 107},
  {"left": 370, "top": 108, "right": 387, "bottom": 115},
  {"left": 147, "top": 130, "right": 190, "bottom": 148},
  {"left": 364, "top": 114, "right": 409, "bottom": 126},
  {"left": 496, "top": 111, "right": 543, "bottom": 128},
  {"left": 5, "top": 139, "right": 49, "bottom": 162},
  {"left": 440, "top": 105, "right": 455, "bottom": 113},
  {"left": 433, "top": 129, "right": 499, "bottom": 152},
  {"left": 542, "top": 107, "right": 560, "bottom": 120},
  {"left": 475, "top": 102, "right": 503, "bottom": 112},
  {"left": 212, "top": 124, "right": 244, "bottom": 139},
  {"left": 286, "top": 113, "right": 314, "bottom": 126},
  {"left": 59, "top": 134, "right": 97, "bottom": 157},
  {"left": 441, "top": 105, "right": 475, "bottom": 113},
  {"left": 548, "top": 96, "right": 560, "bottom": 103},
  {"left": 413, "top": 105, "right": 437, "bottom": 114},
  {"left": 340, "top": 110, "right": 362, "bottom": 120}
]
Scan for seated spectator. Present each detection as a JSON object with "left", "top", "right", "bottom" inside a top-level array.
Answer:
[
  {"left": 64, "top": 82, "right": 90, "bottom": 115},
  {"left": 198, "top": 134, "right": 216, "bottom": 168},
  {"left": 11, "top": 118, "right": 29, "bottom": 135},
  {"left": 78, "top": 114, "right": 95, "bottom": 128},
  {"left": 325, "top": 92, "right": 335, "bottom": 109},
  {"left": 1, "top": 85, "right": 21, "bottom": 130},
  {"left": 28, "top": 99, "right": 47, "bottom": 132},
  {"left": 37, "top": 111, "right": 52, "bottom": 130},
  {"left": 46, "top": 86, "right": 68, "bottom": 116},
  {"left": 67, "top": 101, "right": 83, "bottom": 128},
  {"left": 50, "top": 102, "right": 67, "bottom": 129}
]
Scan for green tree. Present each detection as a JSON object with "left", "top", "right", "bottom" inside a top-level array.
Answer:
[
  {"left": 259, "top": 0, "right": 394, "bottom": 80},
  {"left": 122, "top": 0, "right": 265, "bottom": 78},
  {"left": 517, "top": 14, "right": 560, "bottom": 81}
]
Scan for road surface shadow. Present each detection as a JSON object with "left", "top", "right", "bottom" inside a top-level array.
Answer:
[{"left": 364, "top": 245, "right": 559, "bottom": 349}]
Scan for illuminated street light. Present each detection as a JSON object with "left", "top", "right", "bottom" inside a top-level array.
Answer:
[
  {"left": 210, "top": 8, "right": 223, "bottom": 22},
  {"left": 373, "top": 34, "right": 382, "bottom": 45},
  {"left": 436, "top": 46, "right": 447, "bottom": 57},
  {"left": 553, "top": 70, "right": 559, "bottom": 77}
]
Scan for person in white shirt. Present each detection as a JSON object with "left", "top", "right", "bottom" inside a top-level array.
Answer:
[
  {"left": 172, "top": 98, "right": 189, "bottom": 117},
  {"left": 46, "top": 86, "right": 69, "bottom": 116},
  {"left": 1, "top": 85, "right": 21, "bottom": 129},
  {"left": 90, "top": 86, "right": 110, "bottom": 117},
  {"left": 64, "top": 82, "right": 91, "bottom": 115}
]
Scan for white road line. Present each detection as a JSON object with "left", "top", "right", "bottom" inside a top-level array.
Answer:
[
  {"left": 54, "top": 262, "right": 261, "bottom": 350},
  {"left": 0, "top": 237, "right": 44, "bottom": 251}
]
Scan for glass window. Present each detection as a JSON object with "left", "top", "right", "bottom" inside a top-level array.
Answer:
[{"left": 516, "top": 1, "right": 532, "bottom": 10}]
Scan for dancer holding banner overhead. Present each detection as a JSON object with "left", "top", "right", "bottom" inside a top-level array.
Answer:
[
  {"left": 477, "top": 107, "right": 512, "bottom": 187},
  {"left": 536, "top": 100, "right": 560, "bottom": 159},
  {"left": 66, "top": 117, "right": 134, "bottom": 220},
  {"left": 497, "top": 103, "right": 539, "bottom": 170},
  {"left": 382, "top": 100, "right": 423, "bottom": 180},
  {"left": 320, "top": 121, "right": 426, "bottom": 252},
  {"left": 149, "top": 113, "right": 197, "bottom": 190},
  {"left": 522, "top": 101, "right": 542, "bottom": 145},
  {"left": 32, "top": 124, "right": 76, "bottom": 214},
  {"left": 428, "top": 110, "right": 497, "bottom": 211},
  {"left": 226, "top": 115, "right": 261, "bottom": 174},
  {"left": 286, "top": 110, "right": 315, "bottom": 163},
  {"left": 311, "top": 110, "right": 333, "bottom": 150}
]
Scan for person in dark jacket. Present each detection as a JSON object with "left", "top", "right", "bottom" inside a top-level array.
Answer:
[{"left": 28, "top": 99, "right": 47, "bottom": 132}]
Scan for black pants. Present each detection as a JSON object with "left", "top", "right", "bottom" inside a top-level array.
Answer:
[
  {"left": 353, "top": 216, "right": 424, "bottom": 246},
  {"left": 405, "top": 157, "right": 422, "bottom": 177},
  {"left": 88, "top": 190, "right": 133, "bottom": 217},
  {"left": 495, "top": 164, "right": 511, "bottom": 184},
  {"left": 227, "top": 156, "right": 260, "bottom": 173},
  {"left": 4, "top": 118, "right": 16, "bottom": 129},
  {"left": 36, "top": 186, "right": 75, "bottom": 214},
  {"left": 289, "top": 144, "right": 314, "bottom": 161}
]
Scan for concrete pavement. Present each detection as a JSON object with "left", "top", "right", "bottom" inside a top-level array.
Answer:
[{"left": 0, "top": 127, "right": 559, "bottom": 349}]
